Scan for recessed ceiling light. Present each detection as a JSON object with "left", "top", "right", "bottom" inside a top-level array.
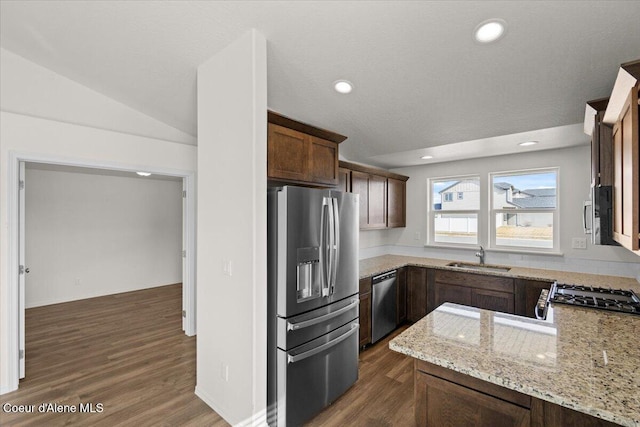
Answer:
[
  {"left": 333, "top": 80, "right": 353, "bottom": 94},
  {"left": 421, "top": 155, "right": 433, "bottom": 160},
  {"left": 474, "top": 19, "right": 507, "bottom": 43},
  {"left": 518, "top": 141, "right": 538, "bottom": 147},
  {"left": 136, "top": 172, "right": 152, "bottom": 177}
]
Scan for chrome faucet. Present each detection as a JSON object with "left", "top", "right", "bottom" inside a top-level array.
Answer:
[{"left": 475, "top": 246, "right": 485, "bottom": 265}]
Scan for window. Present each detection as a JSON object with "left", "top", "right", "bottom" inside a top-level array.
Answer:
[
  {"left": 429, "top": 176, "right": 480, "bottom": 245},
  {"left": 427, "top": 168, "right": 559, "bottom": 253},
  {"left": 490, "top": 169, "right": 558, "bottom": 250}
]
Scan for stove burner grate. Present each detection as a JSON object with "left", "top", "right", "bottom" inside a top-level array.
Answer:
[{"left": 549, "top": 283, "right": 640, "bottom": 315}]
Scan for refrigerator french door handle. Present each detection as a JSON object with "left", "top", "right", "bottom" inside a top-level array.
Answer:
[
  {"left": 287, "top": 298, "right": 359, "bottom": 331},
  {"left": 326, "top": 197, "right": 335, "bottom": 296},
  {"left": 583, "top": 200, "right": 592, "bottom": 235},
  {"left": 330, "top": 197, "right": 340, "bottom": 295},
  {"left": 287, "top": 323, "right": 359, "bottom": 364},
  {"left": 320, "top": 197, "right": 331, "bottom": 297}
]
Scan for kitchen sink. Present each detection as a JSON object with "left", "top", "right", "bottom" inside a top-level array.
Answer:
[{"left": 446, "top": 262, "right": 511, "bottom": 273}]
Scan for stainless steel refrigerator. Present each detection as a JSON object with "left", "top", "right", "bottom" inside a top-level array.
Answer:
[{"left": 267, "top": 186, "right": 359, "bottom": 427}]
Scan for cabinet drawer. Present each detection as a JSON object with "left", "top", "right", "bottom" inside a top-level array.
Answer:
[
  {"left": 472, "top": 288, "right": 514, "bottom": 314},
  {"left": 435, "top": 270, "right": 513, "bottom": 293}
]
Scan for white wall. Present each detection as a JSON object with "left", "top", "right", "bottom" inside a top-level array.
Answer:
[
  {"left": 0, "top": 48, "right": 195, "bottom": 145},
  {"left": 1, "top": 50, "right": 197, "bottom": 394},
  {"left": 360, "top": 146, "right": 640, "bottom": 279},
  {"left": 25, "top": 167, "right": 182, "bottom": 308},
  {"left": 196, "top": 30, "right": 267, "bottom": 425}
]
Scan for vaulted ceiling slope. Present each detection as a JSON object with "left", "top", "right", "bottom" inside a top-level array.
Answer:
[{"left": 2, "top": 1, "right": 639, "bottom": 167}]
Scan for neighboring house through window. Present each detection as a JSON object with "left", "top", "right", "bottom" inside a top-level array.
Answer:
[
  {"left": 429, "top": 176, "right": 480, "bottom": 245},
  {"left": 490, "top": 169, "right": 558, "bottom": 250}
]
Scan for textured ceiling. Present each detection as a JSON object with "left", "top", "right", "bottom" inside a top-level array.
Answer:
[{"left": 1, "top": 1, "right": 639, "bottom": 167}]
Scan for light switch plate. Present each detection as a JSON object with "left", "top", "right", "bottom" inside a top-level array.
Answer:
[{"left": 222, "top": 260, "right": 233, "bottom": 276}]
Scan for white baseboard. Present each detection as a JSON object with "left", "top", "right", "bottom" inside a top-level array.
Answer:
[
  {"left": 194, "top": 385, "right": 268, "bottom": 427},
  {"left": 0, "top": 383, "right": 18, "bottom": 395}
]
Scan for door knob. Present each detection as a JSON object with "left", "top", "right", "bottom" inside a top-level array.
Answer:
[{"left": 25, "top": 268, "right": 30, "bottom": 274}]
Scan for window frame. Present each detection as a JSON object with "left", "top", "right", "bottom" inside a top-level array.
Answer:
[
  {"left": 427, "top": 175, "right": 481, "bottom": 248},
  {"left": 426, "top": 168, "right": 560, "bottom": 254},
  {"left": 489, "top": 168, "right": 559, "bottom": 252}
]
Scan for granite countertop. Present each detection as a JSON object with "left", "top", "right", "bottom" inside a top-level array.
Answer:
[
  {"left": 390, "top": 302, "right": 640, "bottom": 426},
  {"left": 360, "top": 254, "right": 640, "bottom": 291}
]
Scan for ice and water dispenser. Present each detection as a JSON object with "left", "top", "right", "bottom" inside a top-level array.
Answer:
[{"left": 296, "top": 247, "right": 321, "bottom": 301}]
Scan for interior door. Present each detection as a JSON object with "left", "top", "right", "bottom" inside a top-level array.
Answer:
[{"left": 18, "top": 161, "right": 26, "bottom": 379}]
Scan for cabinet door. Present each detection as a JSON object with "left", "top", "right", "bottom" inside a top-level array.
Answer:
[
  {"left": 542, "top": 400, "right": 619, "bottom": 427},
  {"left": 308, "top": 136, "right": 338, "bottom": 186},
  {"left": 612, "top": 87, "right": 639, "bottom": 251},
  {"left": 471, "top": 288, "right": 514, "bottom": 314},
  {"left": 415, "top": 371, "right": 530, "bottom": 427},
  {"left": 434, "top": 282, "right": 472, "bottom": 308},
  {"left": 396, "top": 267, "right": 407, "bottom": 325},
  {"left": 267, "top": 123, "right": 308, "bottom": 182},
  {"left": 338, "top": 167, "right": 351, "bottom": 193},
  {"left": 387, "top": 178, "right": 406, "bottom": 228},
  {"left": 514, "top": 279, "right": 552, "bottom": 318},
  {"left": 368, "top": 175, "right": 388, "bottom": 228},
  {"left": 359, "top": 291, "right": 372, "bottom": 347},
  {"left": 407, "top": 267, "right": 428, "bottom": 322},
  {"left": 351, "top": 171, "right": 370, "bottom": 229}
]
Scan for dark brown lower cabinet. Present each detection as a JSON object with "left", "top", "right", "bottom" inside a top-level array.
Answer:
[
  {"left": 414, "top": 360, "right": 618, "bottom": 427},
  {"left": 359, "top": 292, "right": 371, "bottom": 347},
  {"left": 431, "top": 270, "right": 515, "bottom": 314},
  {"left": 433, "top": 282, "right": 472, "bottom": 308},
  {"left": 359, "top": 277, "right": 372, "bottom": 348},
  {"left": 416, "top": 372, "right": 530, "bottom": 427},
  {"left": 396, "top": 267, "right": 407, "bottom": 325},
  {"left": 407, "top": 267, "right": 428, "bottom": 322},
  {"left": 514, "top": 279, "right": 553, "bottom": 318},
  {"left": 471, "top": 288, "right": 514, "bottom": 314}
]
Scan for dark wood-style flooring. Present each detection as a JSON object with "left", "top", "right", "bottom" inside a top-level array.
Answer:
[
  {"left": 307, "top": 327, "right": 414, "bottom": 427},
  {"left": 0, "top": 284, "right": 229, "bottom": 427},
  {"left": 0, "top": 285, "right": 414, "bottom": 426}
]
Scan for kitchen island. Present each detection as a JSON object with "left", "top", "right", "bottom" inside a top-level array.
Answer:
[{"left": 390, "top": 302, "right": 640, "bottom": 426}]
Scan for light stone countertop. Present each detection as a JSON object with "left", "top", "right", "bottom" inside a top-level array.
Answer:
[
  {"left": 390, "top": 303, "right": 640, "bottom": 426},
  {"left": 360, "top": 254, "right": 640, "bottom": 291}
]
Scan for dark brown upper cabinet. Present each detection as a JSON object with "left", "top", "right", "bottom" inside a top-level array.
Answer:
[
  {"left": 267, "top": 111, "right": 346, "bottom": 187},
  {"left": 339, "top": 160, "right": 409, "bottom": 230},
  {"left": 602, "top": 60, "right": 640, "bottom": 254}
]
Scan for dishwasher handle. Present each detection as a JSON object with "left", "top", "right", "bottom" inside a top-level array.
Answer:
[{"left": 372, "top": 270, "right": 397, "bottom": 284}]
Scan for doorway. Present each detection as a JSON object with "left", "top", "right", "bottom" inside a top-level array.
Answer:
[{"left": 7, "top": 152, "right": 196, "bottom": 390}]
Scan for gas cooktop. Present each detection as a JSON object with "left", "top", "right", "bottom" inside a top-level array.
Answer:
[{"left": 549, "top": 282, "right": 640, "bottom": 315}]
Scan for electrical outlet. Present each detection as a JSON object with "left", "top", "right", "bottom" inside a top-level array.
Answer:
[
  {"left": 571, "top": 237, "right": 587, "bottom": 249},
  {"left": 414, "top": 231, "right": 421, "bottom": 241},
  {"left": 75, "top": 278, "right": 81, "bottom": 287}
]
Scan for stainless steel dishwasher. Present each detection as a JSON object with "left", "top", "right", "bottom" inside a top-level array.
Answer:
[{"left": 371, "top": 270, "right": 397, "bottom": 343}]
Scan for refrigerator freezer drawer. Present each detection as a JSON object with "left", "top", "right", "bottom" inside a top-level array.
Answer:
[
  {"left": 276, "top": 321, "right": 359, "bottom": 427},
  {"left": 277, "top": 295, "right": 359, "bottom": 350}
]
